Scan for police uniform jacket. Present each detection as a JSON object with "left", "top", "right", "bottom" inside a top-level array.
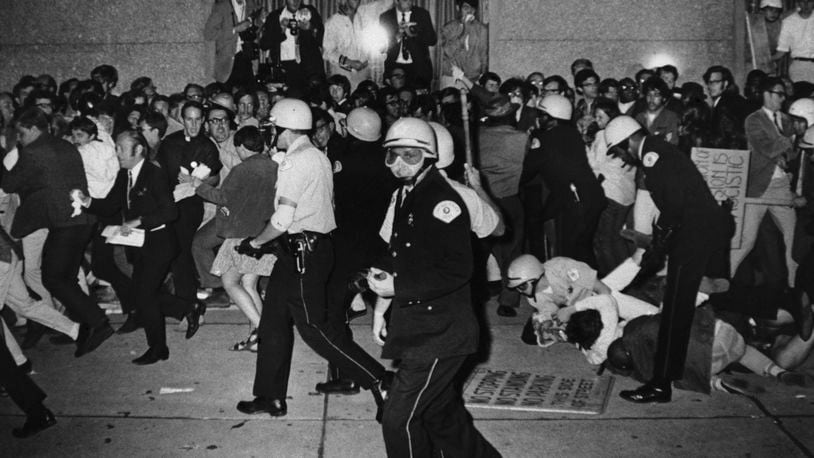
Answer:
[
  {"left": 639, "top": 136, "right": 727, "bottom": 258},
  {"left": 379, "top": 167, "right": 479, "bottom": 361}
]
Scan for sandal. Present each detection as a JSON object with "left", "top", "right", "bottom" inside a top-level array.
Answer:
[{"left": 230, "top": 329, "right": 258, "bottom": 352}]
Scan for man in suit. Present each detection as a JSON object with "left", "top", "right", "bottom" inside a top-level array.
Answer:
[
  {"left": 156, "top": 102, "right": 222, "bottom": 317},
  {"left": 380, "top": 0, "right": 437, "bottom": 91},
  {"left": 2, "top": 108, "right": 113, "bottom": 358},
  {"left": 259, "top": 0, "right": 325, "bottom": 94},
  {"left": 703, "top": 65, "right": 750, "bottom": 149},
  {"left": 82, "top": 131, "right": 205, "bottom": 365},
  {"left": 204, "top": 0, "right": 262, "bottom": 89},
  {"left": 635, "top": 77, "right": 680, "bottom": 145},
  {"left": 731, "top": 77, "right": 806, "bottom": 287}
]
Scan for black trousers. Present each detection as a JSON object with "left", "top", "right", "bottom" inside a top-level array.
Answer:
[
  {"left": 492, "top": 195, "right": 524, "bottom": 309},
  {"left": 42, "top": 224, "right": 106, "bottom": 327},
  {"left": 225, "top": 50, "right": 255, "bottom": 90},
  {"left": 555, "top": 198, "right": 604, "bottom": 269},
  {"left": 130, "top": 229, "right": 191, "bottom": 350},
  {"left": 382, "top": 356, "right": 501, "bottom": 458},
  {"left": 91, "top": 226, "right": 133, "bottom": 314},
  {"left": 0, "top": 325, "right": 46, "bottom": 416},
  {"left": 653, "top": 232, "right": 720, "bottom": 382},
  {"left": 253, "top": 236, "right": 386, "bottom": 399},
  {"left": 170, "top": 203, "right": 203, "bottom": 304}
]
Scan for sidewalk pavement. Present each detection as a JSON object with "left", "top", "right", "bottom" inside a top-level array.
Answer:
[{"left": 1, "top": 300, "right": 813, "bottom": 457}]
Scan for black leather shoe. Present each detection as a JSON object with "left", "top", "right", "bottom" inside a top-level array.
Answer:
[
  {"left": 185, "top": 301, "right": 206, "bottom": 340},
  {"left": 315, "top": 378, "right": 361, "bottom": 395},
  {"left": 132, "top": 347, "right": 169, "bottom": 365},
  {"left": 236, "top": 398, "right": 287, "bottom": 417},
  {"left": 117, "top": 313, "right": 141, "bottom": 334},
  {"left": 12, "top": 408, "right": 56, "bottom": 438},
  {"left": 75, "top": 321, "right": 115, "bottom": 357},
  {"left": 22, "top": 322, "right": 47, "bottom": 349},
  {"left": 620, "top": 382, "right": 672, "bottom": 403},
  {"left": 497, "top": 305, "right": 517, "bottom": 317}
]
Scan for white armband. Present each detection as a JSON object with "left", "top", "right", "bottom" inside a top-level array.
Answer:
[{"left": 270, "top": 204, "right": 296, "bottom": 232}]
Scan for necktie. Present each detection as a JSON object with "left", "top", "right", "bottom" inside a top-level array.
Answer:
[
  {"left": 401, "top": 12, "right": 411, "bottom": 61},
  {"left": 127, "top": 170, "right": 134, "bottom": 209},
  {"left": 774, "top": 112, "right": 783, "bottom": 133}
]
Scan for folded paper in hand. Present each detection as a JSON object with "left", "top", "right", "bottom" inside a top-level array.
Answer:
[
  {"left": 102, "top": 225, "right": 145, "bottom": 247},
  {"left": 173, "top": 182, "right": 196, "bottom": 202}
]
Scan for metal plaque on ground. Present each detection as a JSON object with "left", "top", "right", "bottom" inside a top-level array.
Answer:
[{"left": 463, "top": 369, "right": 614, "bottom": 415}]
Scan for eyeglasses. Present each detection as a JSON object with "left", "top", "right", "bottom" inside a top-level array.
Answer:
[
  {"left": 36, "top": 102, "right": 53, "bottom": 109},
  {"left": 768, "top": 90, "right": 787, "bottom": 98},
  {"left": 385, "top": 148, "right": 424, "bottom": 166},
  {"left": 707, "top": 79, "right": 724, "bottom": 85},
  {"left": 207, "top": 117, "right": 229, "bottom": 125}
]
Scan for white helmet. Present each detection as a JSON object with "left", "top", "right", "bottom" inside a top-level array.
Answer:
[
  {"left": 383, "top": 117, "right": 437, "bottom": 158},
  {"left": 537, "top": 94, "right": 573, "bottom": 120},
  {"left": 506, "top": 254, "right": 544, "bottom": 288},
  {"left": 428, "top": 122, "right": 454, "bottom": 169},
  {"left": 269, "top": 98, "right": 312, "bottom": 130},
  {"left": 604, "top": 116, "right": 643, "bottom": 149},
  {"left": 789, "top": 98, "right": 814, "bottom": 127},
  {"left": 346, "top": 107, "right": 382, "bottom": 142},
  {"left": 210, "top": 92, "right": 236, "bottom": 113}
]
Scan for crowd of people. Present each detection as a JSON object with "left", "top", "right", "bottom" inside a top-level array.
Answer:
[{"left": 1, "top": 0, "right": 814, "bottom": 454}]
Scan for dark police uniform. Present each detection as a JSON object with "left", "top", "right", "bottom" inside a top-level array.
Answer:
[
  {"left": 522, "top": 124, "right": 605, "bottom": 267},
  {"left": 378, "top": 167, "right": 499, "bottom": 458},
  {"left": 253, "top": 135, "right": 386, "bottom": 402},
  {"left": 637, "top": 136, "right": 727, "bottom": 383}
]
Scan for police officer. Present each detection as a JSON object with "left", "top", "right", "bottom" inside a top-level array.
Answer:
[
  {"left": 367, "top": 118, "right": 500, "bottom": 457},
  {"left": 604, "top": 116, "right": 728, "bottom": 403},
  {"left": 235, "top": 98, "right": 389, "bottom": 418}
]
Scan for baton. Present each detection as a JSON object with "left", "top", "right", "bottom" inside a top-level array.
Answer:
[{"left": 460, "top": 88, "right": 474, "bottom": 183}]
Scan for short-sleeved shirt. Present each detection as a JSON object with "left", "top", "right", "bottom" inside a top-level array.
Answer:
[
  {"left": 379, "top": 171, "right": 498, "bottom": 241},
  {"left": 528, "top": 257, "right": 597, "bottom": 318},
  {"left": 777, "top": 13, "right": 814, "bottom": 58},
  {"left": 273, "top": 135, "right": 336, "bottom": 234}
]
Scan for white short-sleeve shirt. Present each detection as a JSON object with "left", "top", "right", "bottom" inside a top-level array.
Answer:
[
  {"left": 777, "top": 13, "right": 814, "bottom": 58},
  {"left": 274, "top": 136, "right": 336, "bottom": 234}
]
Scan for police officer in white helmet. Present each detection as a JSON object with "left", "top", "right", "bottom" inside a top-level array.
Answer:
[
  {"left": 235, "top": 98, "right": 391, "bottom": 419},
  {"left": 366, "top": 117, "right": 500, "bottom": 457}
]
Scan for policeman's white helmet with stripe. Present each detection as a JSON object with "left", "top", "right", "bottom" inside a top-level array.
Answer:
[
  {"left": 428, "top": 121, "right": 454, "bottom": 169},
  {"left": 269, "top": 98, "right": 312, "bottom": 130},
  {"left": 506, "top": 254, "right": 545, "bottom": 288},
  {"left": 346, "top": 107, "right": 382, "bottom": 142},
  {"left": 789, "top": 98, "right": 814, "bottom": 128},
  {"left": 604, "top": 115, "right": 643, "bottom": 149},
  {"left": 383, "top": 117, "right": 438, "bottom": 158}
]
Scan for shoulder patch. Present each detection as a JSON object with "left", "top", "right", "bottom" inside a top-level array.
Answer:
[
  {"left": 566, "top": 268, "right": 580, "bottom": 282},
  {"left": 432, "top": 200, "right": 462, "bottom": 223},
  {"left": 643, "top": 152, "right": 659, "bottom": 168},
  {"left": 530, "top": 138, "right": 541, "bottom": 149},
  {"left": 333, "top": 160, "right": 343, "bottom": 174}
]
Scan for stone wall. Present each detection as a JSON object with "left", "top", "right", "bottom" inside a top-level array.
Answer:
[
  {"left": 0, "top": 0, "right": 215, "bottom": 94},
  {"left": 488, "top": 0, "right": 738, "bottom": 84}
]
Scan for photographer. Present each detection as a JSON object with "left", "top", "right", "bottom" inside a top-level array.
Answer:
[
  {"left": 204, "top": 0, "right": 262, "bottom": 89},
  {"left": 380, "top": 0, "right": 437, "bottom": 91},
  {"left": 260, "top": 0, "right": 325, "bottom": 94}
]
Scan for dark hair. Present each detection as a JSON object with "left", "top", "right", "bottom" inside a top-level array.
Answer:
[
  {"left": 574, "top": 69, "right": 600, "bottom": 89},
  {"left": 36, "top": 74, "right": 58, "bottom": 93},
  {"left": 15, "top": 107, "right": 50, "bottom": 130},
  {"left": 386, "top": 65, "right": 408, "bottom": 79},
  {"left": 130, "top": 77, "right": 153, "bottom": 93},
  {"left": 182, "top": 101, "right": 205, "bottom": 118},
  {"left": 234, "top": 89, "right": 259, "bottom": 115},
  {"left": 150, "top": 95, "right": 170, "bottom": 110},
  {"left": 357, "top": 80, "right": 380, "bottom": 102},
  {"left": 26, "top": 89, "right": 56, "bottom": 106},
  {"left": 233, "top": 126, "right": 265, "bottom": 153},
  {"left": 118, "top": 130, "right": 149, "bottom": 157},
  {"left": 635, "top": 68, "right": 655, "bottom": 84},
  {"left": 543, "top": 75, "right": 568, "bottom": 93},
  {"left": 411, "top": 94, "right": 437, "bottom": 119},
  {"left": 760, "top": 76, "right": 786, "bottom": 94},
  {"left": 702, "top": 65, "right": 737, "bottom": 94},
  {"left": 183, "top": 83, "right": 205, "bottom": 97},
  {"left": 310, "top": 107, "right": 334, "bottom": 130},
  {"left": 68, "top": 116, "right": 99, "bottom": 138},
  {"left": 327, "top": 74, "right": 352, "bottom": 97},
  {"left": 564, "top": 309, "right": 603, "bottom": 350},
  {"left": 168, "top": 93, "right": 187, "bottom": 112},
  {"left": 570, "top": 58, "right": 593, "bottom": 75},
  {"left": 593, "top": 97, "right": 620, "bottom": 120},
  {"left": 349, "top": 88, "right": 375, "bottom": 108},
  {"left": 599, "top": 78, "right": 619, "bottom": 95},
  {"left": 678, "top": 101, "right": 712, "bottom": 153},
  {"left": 478, "top": 71, "right": 501, "bottom": 87},
  {"left": 642, "top": 76, "right": 671, "bottom": 99},
  {"left": 204, "top": 82, "right": 228, "bottom": 100},
  {"left": 526, "top": 71, "right": 544, "bottom": 82},
  {"left": 142, "top": 111, "right": 168, "bottom": 138},
  {"left": 658, "top": 65, "right": 679, "bottom": 80},
  {"left": 91, "top": 65, "right": 119, "bottom": 85},
  {"left": 680, "top": 82, "right": 706, "bottom": 106},
  {"left": 499, "top": 77, "right": 524, "bottom": 97}
]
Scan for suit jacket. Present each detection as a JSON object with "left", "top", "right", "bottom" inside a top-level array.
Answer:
[
  {"left": 259, "top": 5, "right": 324, "bottom": 79},
  {"left": 635, "top": 108, "right": 680, "bottom": 145},
  {"left": 1, "top": 134, "right": 92, "bottom": 238},
  {"left": 88, "top": 161, "right": 178, "bottom": 234},
  {"left": 744, "top": 108, "right": 795, "bottom": 197},
  {"left": 204, "top": 0, "right": 239, "bottom": 83},
  {"left": 380, "top": 7, "right": 436, "bottom": 87}
]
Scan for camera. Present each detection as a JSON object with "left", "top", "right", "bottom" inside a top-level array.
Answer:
[
  {"left": 287, "top": 19, "right": 299, "bottom": 36},
  {"left": 349, "top": 269, "right": 387, "bottom": 294}
]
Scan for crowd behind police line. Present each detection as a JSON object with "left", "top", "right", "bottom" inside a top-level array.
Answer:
[{"left": 1, "top": 0, "right": 814, "bottom": 448}]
